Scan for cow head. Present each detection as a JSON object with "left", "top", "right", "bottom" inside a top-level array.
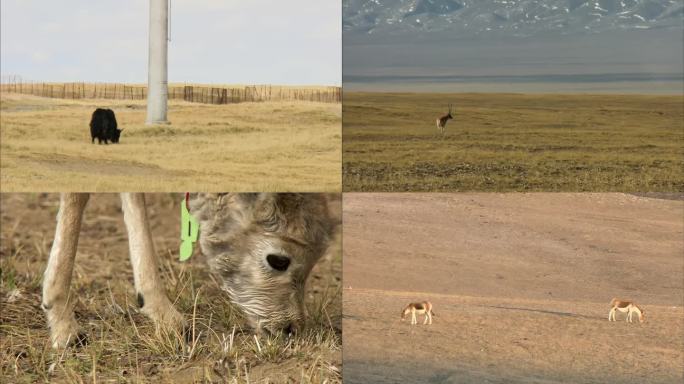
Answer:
[
  {"left": 111, "top": 129, "right": 123, "bottom": 143},
  {"left": 189, "top": 193, "right": 335, "bottom": 335}
]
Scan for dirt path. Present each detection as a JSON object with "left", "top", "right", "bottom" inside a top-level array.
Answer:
[{"left": 343, "top": 193, "right": 683, "bottom": 383}]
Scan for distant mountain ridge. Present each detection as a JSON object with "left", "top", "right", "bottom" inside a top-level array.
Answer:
[{"left": 343, "top": 0, "right": 683, "bottom": 37}]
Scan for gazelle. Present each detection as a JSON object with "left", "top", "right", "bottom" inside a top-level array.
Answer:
[
  {"left": 401, "top": 301, "right": 435, "bottom": 325},
  {"left": 608, "top": 298, "right": 645, "bottom": 323},
  {"left": 436, "top": 104, "right": 454, "bottom": 135}
]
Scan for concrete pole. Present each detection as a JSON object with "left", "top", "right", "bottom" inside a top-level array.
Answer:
[{"left": 146, "top": 0, "right": 169, "bottom": 124}]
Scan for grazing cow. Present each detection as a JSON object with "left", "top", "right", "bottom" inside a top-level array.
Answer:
[
  {"left": 90, "top": 108, "right": 122, "bottom": 144},
  {"left": 42, "top": 193, "right": 336, "bottom": 348}
]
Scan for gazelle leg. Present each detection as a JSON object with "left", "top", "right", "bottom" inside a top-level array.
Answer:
[
  {"left": 608, "top": 308, "right": 613, "bottom": 321},
  {"left": 423, "top": 313, "right": 428, "bottom": 324},
  {"left": 411, "top": 311, "right": 416, "bottom": 325},
  {"left": 428, "top": 312, "right": 433, "bottom": 324},
  {"left": 43, "top": 193, "right": 90, "bottom": 348},
  {"left": 121, "top": 194, "right": 186, "bottom": 336}
]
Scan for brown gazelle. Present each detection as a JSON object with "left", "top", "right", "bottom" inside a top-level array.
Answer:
[
  {"left": 401, "top": 301, "right": 435, "bottom": 325},
  {"left": 608, "top": 298, "right": 645, "bottom": 323},
  {"left": 436, "top": 104, "right": 454, "bottom": 135}
]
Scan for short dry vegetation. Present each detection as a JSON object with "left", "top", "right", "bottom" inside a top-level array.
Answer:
[
  {"left": 0, "top": 193, "right": 342, "bottom": 383},
  {"left": 343, "top": 92, "right": 683, "bottom": 192},
  {"left": 0, "top": 93, "right": 341, "bottom": 192}
]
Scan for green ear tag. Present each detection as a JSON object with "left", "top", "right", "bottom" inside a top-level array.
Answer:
[{"left": 180, "top": 196, "right": 199, "bottom": 261}]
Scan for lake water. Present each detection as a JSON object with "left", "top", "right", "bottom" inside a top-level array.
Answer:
[
  {"left": 344, "top": 29, "right": 683, "bottom": 94},
  {"left": 343, "top": 73, "right": 683, "bottom": 94}
]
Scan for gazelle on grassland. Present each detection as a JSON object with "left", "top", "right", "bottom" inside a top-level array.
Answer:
[
  {"left": 608, "top": 298, "right": 645, "bottom": 323},
  {"left": 401, "top": 301, "right": 435, "bottom": 325},
  {"left": 436, "top": 104, "right": 454, "bottom": 135}
]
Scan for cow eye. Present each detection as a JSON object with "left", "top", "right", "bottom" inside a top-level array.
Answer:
[{"left": 266, "top": 254, "right": 290, "bottom": 271}]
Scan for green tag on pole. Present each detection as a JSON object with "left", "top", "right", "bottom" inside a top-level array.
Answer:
[{"left": 180, "top": 195, "right": 198, "bottom": 261}]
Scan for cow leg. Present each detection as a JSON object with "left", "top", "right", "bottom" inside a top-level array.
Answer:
[
  {"left": 43, "top": 193, "right": 90, "bottom": 348},
  {"left": 120, "top": 194, "right": 186, "bottom": 337}
]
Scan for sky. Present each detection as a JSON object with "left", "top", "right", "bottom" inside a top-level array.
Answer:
[{"left": 1, "top": 0, "right": 341, "bottom": 85}]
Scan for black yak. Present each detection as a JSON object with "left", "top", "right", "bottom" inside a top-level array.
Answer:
[{"left": 90, "top": 108, "right": 122, "bottom": 144}]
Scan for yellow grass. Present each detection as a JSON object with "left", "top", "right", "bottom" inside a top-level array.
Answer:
[
  {"left": 343, "top": 92, "right": 684, "bottom": 192},
  {"left": 0, "top": 93, "right": 341, "bottom": 192}
]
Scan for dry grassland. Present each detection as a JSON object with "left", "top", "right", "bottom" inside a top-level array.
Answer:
[
  {"left": 1, "top": 93, "right": 341, "bottom": 192},
  {"left": 0, "top": 193, "right": 342, "bottom": 383},
  {"left": 343, "top": 92, "right": 683, "bottom": 192}
]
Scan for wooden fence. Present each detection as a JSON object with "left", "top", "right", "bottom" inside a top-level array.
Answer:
[{"left": 0, "top": 81, "right": 341, "bottom": 104}]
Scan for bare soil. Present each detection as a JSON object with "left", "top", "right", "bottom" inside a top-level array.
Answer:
[{"left": 343, "top": 193, "right": 683, "bottom": 383}]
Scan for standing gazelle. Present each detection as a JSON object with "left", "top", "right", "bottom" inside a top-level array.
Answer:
[
  {"left": 436, "top": 104, "right": 454, "bottom": 135},
  {"left": 608, "top": 298, "right": 645, "bottom": 323},
  {"left": 401, "top": 301, "right": 435, "bottom": 325}
]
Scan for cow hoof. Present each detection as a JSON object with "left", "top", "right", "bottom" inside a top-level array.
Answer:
[
  {"left": 73, "top": 332, "right": 89, "bottom": 348},
  {"left": 51, "top": 329, "right": 88, "bottom": 349}
]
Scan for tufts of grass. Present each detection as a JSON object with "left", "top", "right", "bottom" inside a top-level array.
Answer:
[{"left": 0, "top": 193, "right": 341, "bottom": 383}]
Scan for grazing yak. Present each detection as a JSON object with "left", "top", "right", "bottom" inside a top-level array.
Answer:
[{"left": 90, "top": 108, "right": 122, "bottom": 144}]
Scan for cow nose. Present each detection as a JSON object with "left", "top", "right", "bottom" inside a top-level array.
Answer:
[{"left": 283, "top": 322, "right": 299, "bottom": 336}]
